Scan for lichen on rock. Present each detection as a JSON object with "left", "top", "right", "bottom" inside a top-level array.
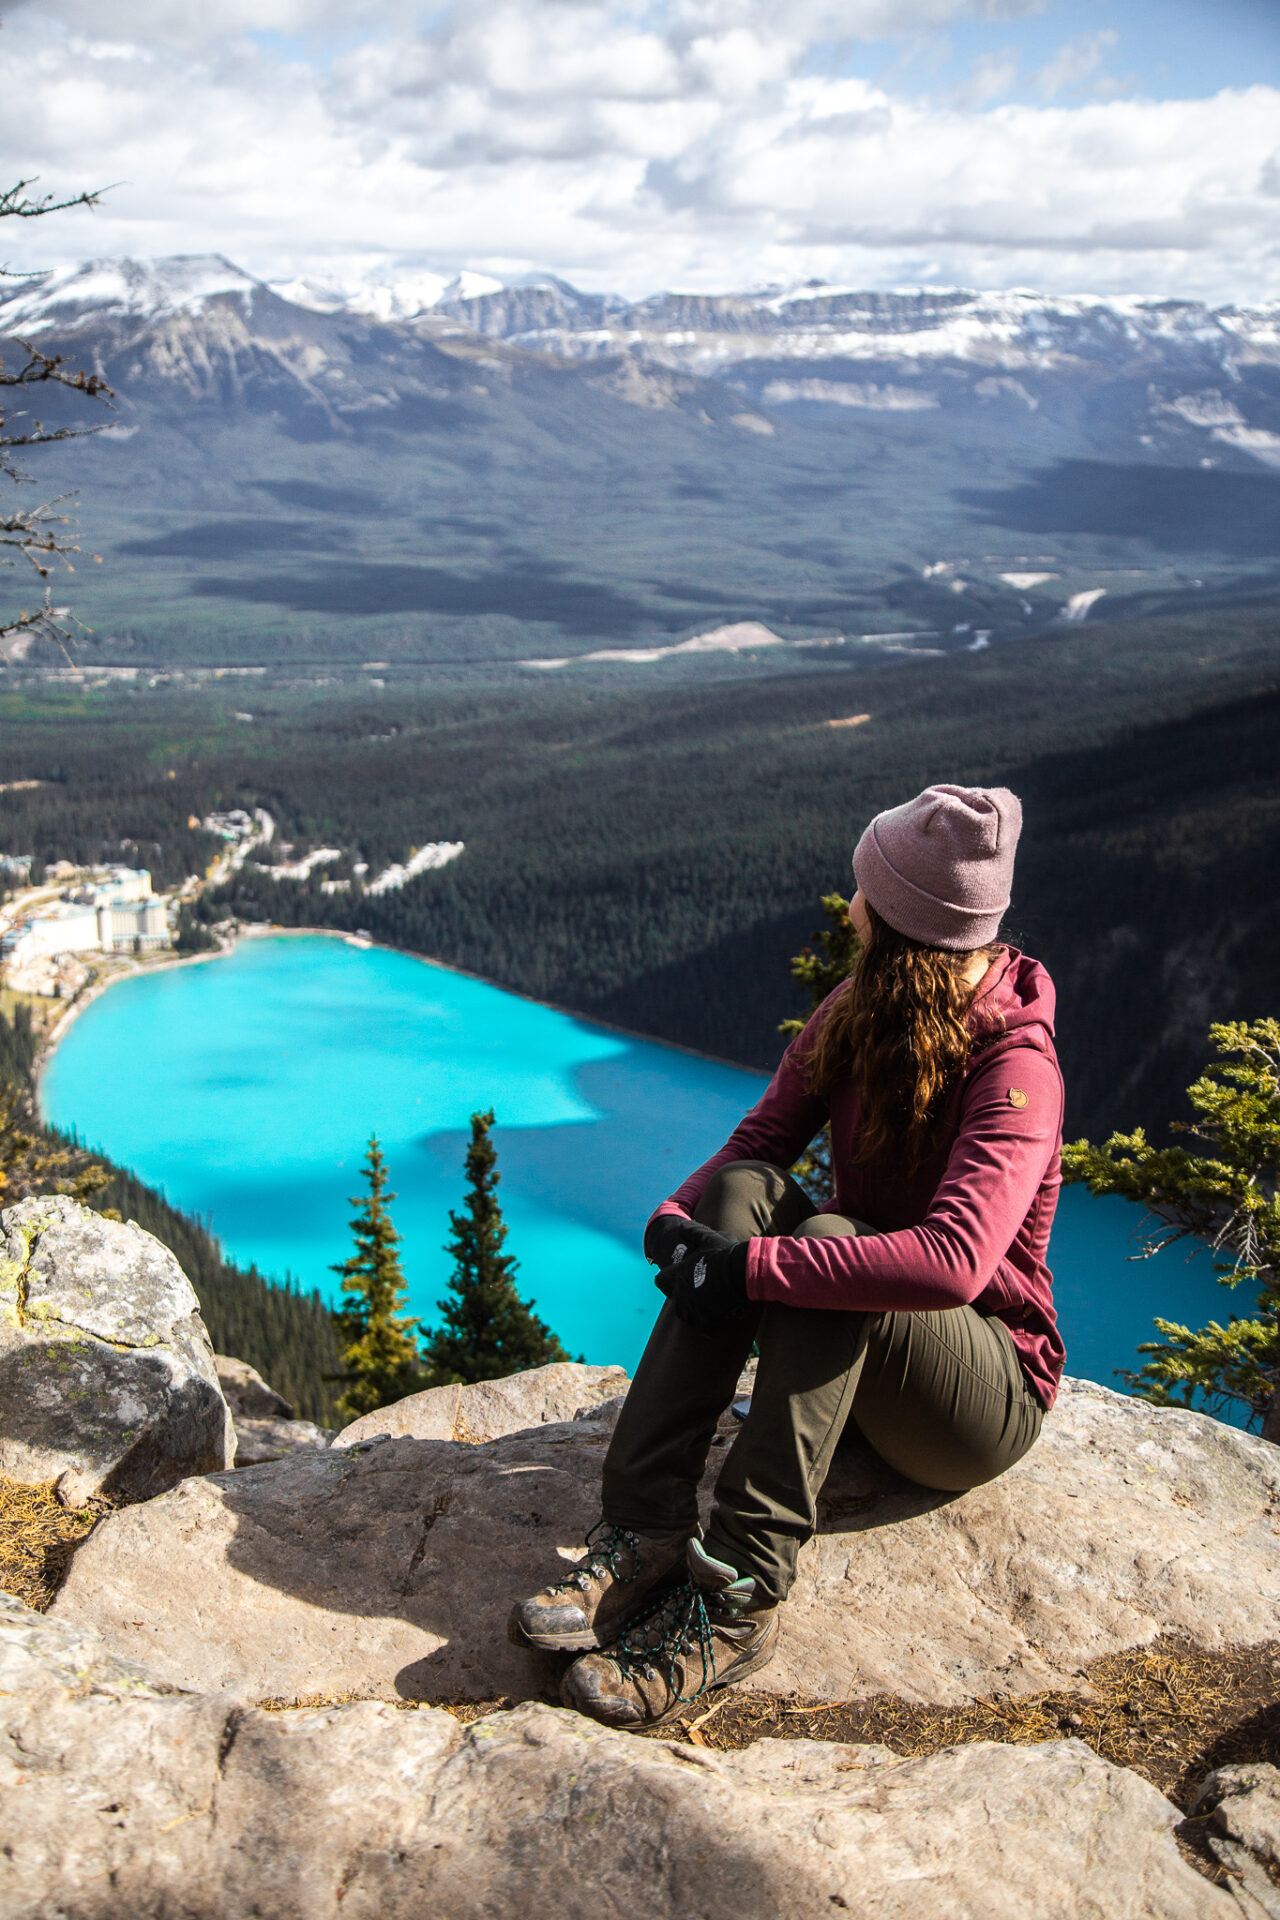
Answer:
[{"left": 0, "top": 1195, "right": 233, "bottom": 1506}]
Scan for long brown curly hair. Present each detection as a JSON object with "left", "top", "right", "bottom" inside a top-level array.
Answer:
[{"left": 798, "top": 902, "right": 1003, "bottom": 1170}]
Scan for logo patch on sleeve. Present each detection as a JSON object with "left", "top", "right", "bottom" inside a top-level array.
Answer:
[{"left": 1007, "top": 1087, "right": 1029, "bottom": 1109}]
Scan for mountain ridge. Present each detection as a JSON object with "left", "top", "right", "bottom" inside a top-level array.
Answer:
[
  {"left": 3, "top": 253, "right": 1279, "bottom": 667},
  {"left": 7, "top": 253, "right": 1280, "bottom": 373}
]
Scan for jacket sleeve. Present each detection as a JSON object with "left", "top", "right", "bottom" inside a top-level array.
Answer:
[
  {"left": 645, "top": 1026, "right": 829, "bottom": 1238},
  {"left": 746, "top": 1044, "right": 1062, "bottom": 1312}
]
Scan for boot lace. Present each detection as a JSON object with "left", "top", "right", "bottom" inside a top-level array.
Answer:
[
  {"left": 549, "top": 1521, "right": 643, "bottom": 1596},
  {"left": 609, "top": 1578, "right": 717, "bottom": 1705}
]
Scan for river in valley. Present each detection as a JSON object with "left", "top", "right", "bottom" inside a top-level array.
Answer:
[{"left": 41, "top": 932, "right": 1237, "bottom": 1397}]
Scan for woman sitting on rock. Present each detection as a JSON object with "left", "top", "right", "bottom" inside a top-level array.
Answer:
[{"left": 509, "top": 783, "right": 1065, "bottom": 1730}]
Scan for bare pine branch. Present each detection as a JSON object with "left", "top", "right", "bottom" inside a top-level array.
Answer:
[
  {"left": 0, "top": 340, "right": 113, "bottom": 401},
  {"left": 0, "top": 178, "right": 111, "bottom": 661},
  {"left": 0, "top": 178, "right": 102, "bottom": 222}
]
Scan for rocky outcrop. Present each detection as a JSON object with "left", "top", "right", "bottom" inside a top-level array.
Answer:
[
  {"left": 216, "top": 1354, "right": 294, "bottom": 1420},
  {"left": 215, "top": 1354, "right": 331, "bottom": 1466},
  {"left": 51, "top": 1376, "right": 1280, "bottom": 1708},
  {"left": 231, "top": 1415, "right": 333, "bottom": 1467},
  {"left": 0, "top": 1196, "right": 233, "bottom": 1506},
  {"left": 0, "top": 1592, "right": 1234, "bottom": 1920},
  {"left": 335, "top": 1360, "right": 629, "bottom": 1446},
  {"left": 1192, "top": 1763, "right": 1280, "bottom": 1906}
]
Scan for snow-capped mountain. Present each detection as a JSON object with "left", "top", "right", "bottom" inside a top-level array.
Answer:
[
  {"left": 425, "top": 278, "right": 1280, "bottom": 382},
  {"left": 241, "top": 263, "right": 1280, "bottom": 382},
  {"left": 8, "top": 255, "right": 1277, "bottom": 471},
  {"left": 6, "top": 254, "right": 1278, "bottom": 391},
  {"left": 0, "top": 255, "right": 262, "bottom": 334},
  {"left": 3, "top": 252, "right": 1278, "bottom": 670}
]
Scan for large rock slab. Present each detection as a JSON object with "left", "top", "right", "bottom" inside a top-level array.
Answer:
[
  {"left": 336, "top": 1360, "right": 629, "bottom": 1445},
  {"left": 0, "top": 1594, "right": 1233, "bottom": 1920},
  {"left": 0, "top": 1196, "right": 233, "bottom": 1505},
  {"left": 52, "top": 1375, "right": 1280, "bottom": 1710}
]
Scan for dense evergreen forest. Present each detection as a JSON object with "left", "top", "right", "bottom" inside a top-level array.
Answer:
[
  {"left": 3, "top": 602, "right": 1275, "bottom": 1142},
  {"left": 0, "top": 1005, "right": 342, "bottom": 1423}
]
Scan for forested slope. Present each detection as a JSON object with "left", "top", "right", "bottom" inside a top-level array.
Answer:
[{"left": 3, "top": 599, "right": 1277, "bottom": 1141}]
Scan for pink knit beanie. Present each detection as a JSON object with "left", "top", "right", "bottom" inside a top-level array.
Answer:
[{"left": 852, "top": 784, "right": 1021, "bottom": 951}]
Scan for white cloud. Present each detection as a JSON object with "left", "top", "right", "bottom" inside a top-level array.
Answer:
[
  {"left": 1032, "top": 28, "right": 1118, "bottom": 100},
  {"left": 1, "top": 3, "right": 1276, "bottom": 304},
  {"left": 950, "top": 46, "right": 1021, "bottom": 109}
]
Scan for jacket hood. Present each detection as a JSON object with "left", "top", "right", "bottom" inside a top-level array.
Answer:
[{"left": 970, "top": 948, "right": 1057, "bottom": 1060}]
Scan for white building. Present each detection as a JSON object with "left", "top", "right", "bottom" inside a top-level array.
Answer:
[
  {"left": 96, "top": 897, "right": 169, "bottom": 952},
  {"left": 70, "top": 866, "right": 154, "bottom": 909},
  {"left": 2, "top": 904, "right": 100, "bottom": 964},
  {"left": 1, "top": 867, "right": 170, "bottom": 986},
  {"left": 202, "top": 810, "right": 254, "bottom": 841}
]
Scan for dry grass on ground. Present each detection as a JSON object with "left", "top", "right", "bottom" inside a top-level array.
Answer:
[
  {"left": 0, "top": 1475, "right": 100, "bottom": 1610},
  {"left": 682, "top": 1640, "right": 1280, "bottom": 1815},
  {"left": 347, "top": 1640, "right": 1280, "bottom": 1888},
  {"left": 259, "top": 1638, "right": 1280, "bottom": 1840}
]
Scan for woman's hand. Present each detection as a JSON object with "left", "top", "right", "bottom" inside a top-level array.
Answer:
[
  {"left": 655, "top": 1233, "right": 750, "bottom": 1335},
  {"left": 644, "top": 1214, "right": 737, "bottom": 1272}
]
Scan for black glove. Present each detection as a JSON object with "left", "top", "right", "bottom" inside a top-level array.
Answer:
[
  {"left": 655, "top": 1233, "right": 750, "bottom": 1335},
  {"left": 644, "top": 1213, "right": 738, "bottom": 1273}
]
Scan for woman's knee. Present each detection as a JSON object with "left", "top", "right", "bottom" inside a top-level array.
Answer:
[
  {"left": 794, "top": 1211, "right": 869, "bottom": 1241},
  {"left": 695, "top": 1161, "right": 806, "bottom": 1238}
]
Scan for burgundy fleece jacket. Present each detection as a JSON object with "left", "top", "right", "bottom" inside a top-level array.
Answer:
[{"left": 649, "top": 948, "right": 1066, "bottom": 1409}]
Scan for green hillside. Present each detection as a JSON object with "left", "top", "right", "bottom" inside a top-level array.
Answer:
[{"left": 4, "top": 598, "right": 1277, "bottom": 1142}]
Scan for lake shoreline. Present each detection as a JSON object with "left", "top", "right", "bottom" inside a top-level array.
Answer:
[
  {"left": 39, "top": 927, "right": 1238, "bottom": 1413},
  {"left": 35, "top": 921, "right": 766, "bottom": 1117},
  {"left": 39, "top": 933, "right": 774, "bottom": 1373}
]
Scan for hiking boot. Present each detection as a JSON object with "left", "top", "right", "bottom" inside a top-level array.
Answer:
[
  {"left": 558, "top": 1537, "right": 779, "bottom": 1730},
  {"left": 507, "top": 1520, "right": 691, "bottom": 1653}
]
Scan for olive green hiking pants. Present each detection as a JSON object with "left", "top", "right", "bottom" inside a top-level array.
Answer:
[{"left": 602, "top": 1159, "right": 1044, "bottom": 1604}]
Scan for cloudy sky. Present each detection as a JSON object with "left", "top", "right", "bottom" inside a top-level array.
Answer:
[{"left": 2, "top": 0, "right": 1278, "bottom": 303}]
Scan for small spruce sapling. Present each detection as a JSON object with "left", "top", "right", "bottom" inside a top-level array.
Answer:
[
  {"left": 1062, "top": 1018, "right": 1280, "bottom": 1443},
  {"left": 421, "top": 1108, "right": 570, "bottom": 1386},
  {"left": 778, "top": 892, "right": 861, "bottom": 1204},
  {"left": 330, "top": 1135, "right": 422, "bottom": 1423}
]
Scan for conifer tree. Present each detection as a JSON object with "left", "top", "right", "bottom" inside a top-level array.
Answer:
[
  {"left": 421, "top": 1109, "right": 570, "bottom": 1385},
  {"left": 778, "top": 892, "right": 861, "bottom": 1203},
  {"left": 330, "top": 1135, "right": 422, "bottom": 1423},
  {"left": 1063, "top": 1018, "right": 1280, "bottom": 1443}
]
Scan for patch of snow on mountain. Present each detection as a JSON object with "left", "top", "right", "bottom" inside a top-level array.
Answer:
[
  {"left": 761, "top": 379, "right": 938, "bottom": 410},
  {"left": 443, "top": 272, "right": 505, "bottom": 303},
  {"left": 1162, "top": 391, "right": 1246, "bottom": 429},
  {"left": 270, "top": 269, "right": 451, "bottom": 320},
  {"left": 522, "top": 621, "right": 819, "bottom": 669},
  {"left": 267, "top": 278, "right": 351, "bottom": 316},
  {"left": 366, "top": 843, "right": 465, "bottom": 893},
  {"left": 0, "top": 256, "right": 258, "bottom": 333},
  {"left": 975, "top": 376, "right": 1038, "bottom": 409},
  {"left": 1212, "top": 426, "right": 1280, "bottom": 468}
]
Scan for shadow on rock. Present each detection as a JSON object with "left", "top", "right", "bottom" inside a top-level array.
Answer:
[{"left": 816, "top": 1423, "right": 960, "bottom": 1533}]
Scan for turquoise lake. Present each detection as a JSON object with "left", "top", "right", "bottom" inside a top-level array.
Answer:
[{"left": 41, "top": 932, "right": 1235, "bottom": 1391}]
